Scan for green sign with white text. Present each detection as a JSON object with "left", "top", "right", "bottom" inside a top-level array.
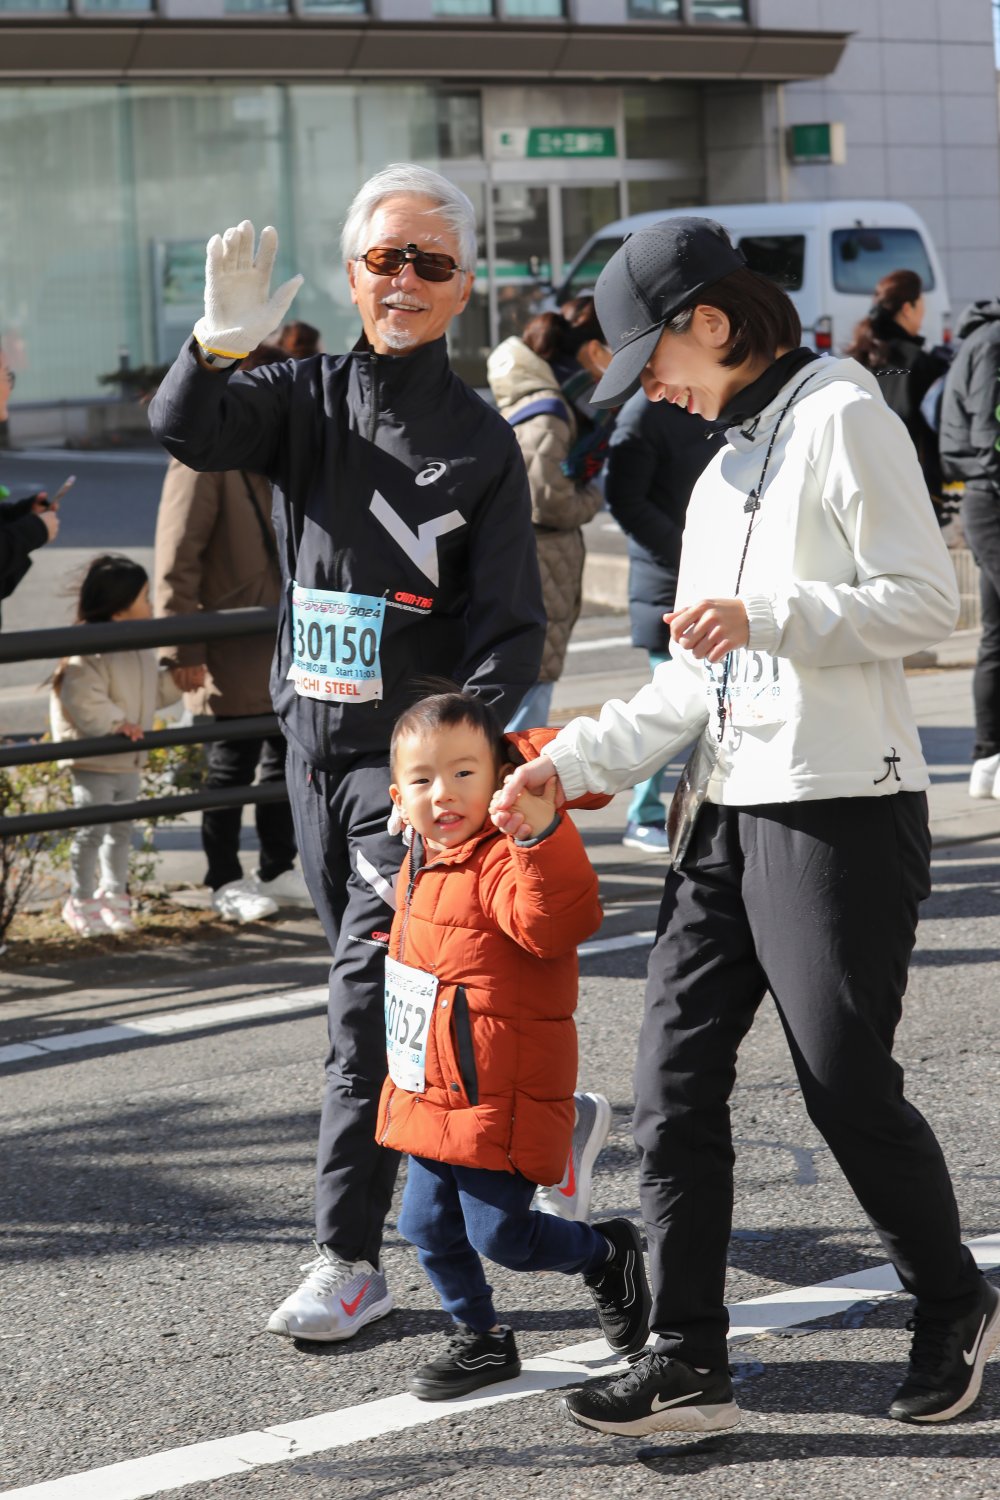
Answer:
[{"left": 522, "top": 127, "right": 616, "bottom": 158}]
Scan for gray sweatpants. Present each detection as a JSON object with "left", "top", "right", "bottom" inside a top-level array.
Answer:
[{"left": 69, "top": 770, "right": 141, "bottom": 900}]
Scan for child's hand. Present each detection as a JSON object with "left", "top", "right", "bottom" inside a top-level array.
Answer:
[
  {"left": 490, "top": 775, "right": 558, "bottom": 841},
  {"left": 117, "top": 721, "right": 145, "bottom": 742}
]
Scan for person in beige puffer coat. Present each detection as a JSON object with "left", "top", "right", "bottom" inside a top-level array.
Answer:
[{"left": 487, "top": 317, "right": 605, "bottom": 728}]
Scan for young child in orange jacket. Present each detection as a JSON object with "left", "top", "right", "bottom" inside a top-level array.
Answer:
[{"left": 378, "top": 690, "right": 651, "bottom": 1401}]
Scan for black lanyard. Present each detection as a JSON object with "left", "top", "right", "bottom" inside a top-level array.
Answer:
[{"left": 713, "top": 371, "right": 818, "bottom": 743}]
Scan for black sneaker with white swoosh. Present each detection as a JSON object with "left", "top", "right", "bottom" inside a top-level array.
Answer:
[
  {"left": 889, "top": 1279, "right": 1000, "bottom": 1423},
  {"left": 564, "top": 1351, "right": 742, "bottom": 1436}
]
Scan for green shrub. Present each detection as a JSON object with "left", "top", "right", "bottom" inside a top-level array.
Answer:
[{"left": 0, "top": 728, "right": 207, "bottom": 944}]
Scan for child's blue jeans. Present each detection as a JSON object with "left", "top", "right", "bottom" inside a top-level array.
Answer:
[{"left": 398, "top": 1154, "right": 610, "bottom": 1332}]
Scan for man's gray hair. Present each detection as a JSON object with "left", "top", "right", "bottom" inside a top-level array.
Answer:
[{"left": 340, "top": 163, "right": 478, "bottom": 274}]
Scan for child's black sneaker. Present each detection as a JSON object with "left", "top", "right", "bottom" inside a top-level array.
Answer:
[
  {"left": 889, "top": 1279, "right": 1000, "bottom": 1423},
  {"left": 408, "top": 1324, "right": 521, "bottom": 1402},
  {"left": 564, "top": 1350, "right": 742, "bottom": 1436},
  {"left": 583, "top": 1217, "right": 652, "bottom": 1356}
]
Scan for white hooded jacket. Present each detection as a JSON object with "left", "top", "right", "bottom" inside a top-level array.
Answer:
[{"left": 547, "top": 356, "right": 959, "bottom": 806}]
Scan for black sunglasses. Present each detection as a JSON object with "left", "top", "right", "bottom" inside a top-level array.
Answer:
[{"left": 357, "top": 243, "right": 464, "bottom": 284}]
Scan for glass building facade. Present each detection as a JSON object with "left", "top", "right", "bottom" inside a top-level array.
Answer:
[{"left": 0, "top": 80, "right": 707, "bottom": 400}]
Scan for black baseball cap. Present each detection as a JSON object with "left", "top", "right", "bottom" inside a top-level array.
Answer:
[{"left": 591, "top": 216, "right": 746, "bottom": 408}]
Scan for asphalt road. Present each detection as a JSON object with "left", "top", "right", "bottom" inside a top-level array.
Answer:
[
  {"left": 2, "top": 839, "right": 999, "bottom": 1499},
  {"left": 2, "top": 447, "right": 999, "bottom": 1499}
]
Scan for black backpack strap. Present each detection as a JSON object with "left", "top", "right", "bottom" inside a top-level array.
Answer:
[{"left": 238, "top": 471, "right": 280, "bottom": 577}]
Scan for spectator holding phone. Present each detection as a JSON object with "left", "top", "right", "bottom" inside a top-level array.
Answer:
[{"left": 0, "top": 488, "right": 59, "bottom": 628}]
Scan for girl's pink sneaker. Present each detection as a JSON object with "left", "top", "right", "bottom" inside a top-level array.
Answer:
[
  {"left": 97, "top": 892, "right": 136, "bottom": 935},
  {"left": 61, "top": 896, "right": 105, "bottom": 937}
]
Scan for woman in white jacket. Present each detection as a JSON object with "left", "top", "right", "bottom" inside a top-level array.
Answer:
[{"left": 495, "top": 219, "right": 998, "bottom": 1435}]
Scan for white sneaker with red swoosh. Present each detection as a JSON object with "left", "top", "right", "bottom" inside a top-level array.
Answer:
[
  {"left": 533, "top": 1092, "right": 612, "bottom": 1222},
  {"left": 266, "top": 1246, "right": 393, "bottom": 1341}
]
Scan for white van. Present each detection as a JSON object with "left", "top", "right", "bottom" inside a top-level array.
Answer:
[{"left": 555, "top": 200, "right": 951, "bottom": 355}]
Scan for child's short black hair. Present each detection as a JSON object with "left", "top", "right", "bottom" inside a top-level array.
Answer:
[{"left": 390, "top": 690, "right": 508, "bottom": 777}]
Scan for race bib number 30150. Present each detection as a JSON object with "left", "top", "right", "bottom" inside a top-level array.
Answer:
[
  {"left": 384, "top": 956, "right": 438, "bottom": 1093},
  {"left": 288, "top": 583, "right": 385, "bottom": 703}
]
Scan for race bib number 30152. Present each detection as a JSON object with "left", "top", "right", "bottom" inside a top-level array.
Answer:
[
  {"left": 288, "top": 583, "right": 385, "bottom": 703},
  {"left": 384, "top": 956, "right": 438, "bottom": 1093}
]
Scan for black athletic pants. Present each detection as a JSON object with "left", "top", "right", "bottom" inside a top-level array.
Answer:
[
  {"left": 961, "top": 490, "right": 1000, "bottom": 760},
  {"left": 285, "top": 744, "right": 403, "bottom": 1266},
  {"left": 634, "top": 792, "right": 983, "bottom": 1370},
  {"left": 202, "top": 724, "right": 296, "bottom": 891}
]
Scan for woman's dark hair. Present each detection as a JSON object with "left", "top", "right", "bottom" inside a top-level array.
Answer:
[
  {"left": 522, "top": 296, "right": 605, "bottom": 364},
  {"left": 278, "top": 321, "right": 321, "bottom": 359},
  {"left": 390, "top": 690, "right": 507, "bottom": 777},
  {"left": 241, "top": 341, "right": 288, "bottom": 371},
  {"left": 847, "top": 269, "right": 923, "bottom": 370},
  {"left": 664, "top": 268, "right": 802, "bottom": 368},
  {"left": 51, "top": 553, "right": 148, "bottom": 694},
  {"left": 559, "top": 294, "right": 604, "bottom": 345}
]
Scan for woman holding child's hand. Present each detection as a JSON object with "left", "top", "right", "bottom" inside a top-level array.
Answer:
[
  {"left": 490, "top": 762, "right": 561, "bottom": 839},
  {"left": 541, "top": 217, "right": 995, "bottom": 1441}
]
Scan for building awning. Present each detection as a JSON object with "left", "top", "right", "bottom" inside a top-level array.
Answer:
[{"left": 0, "top": 21, "right": 849, "bottom": 83}]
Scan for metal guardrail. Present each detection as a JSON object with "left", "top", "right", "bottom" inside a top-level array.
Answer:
[
  {"left": 0, "top": 608, "right": 287, "bottom": 838},
  {"left": 0, "top": 605, "right": 279, "bottom": 666}
]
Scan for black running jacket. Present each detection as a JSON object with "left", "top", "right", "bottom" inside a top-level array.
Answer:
[{"left": 149, "top": 337, "right": 545, "bottom": 770}]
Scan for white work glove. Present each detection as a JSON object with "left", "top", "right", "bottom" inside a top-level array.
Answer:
[{"left": 193, "top": 220, "right": 304, "bottom": 360}]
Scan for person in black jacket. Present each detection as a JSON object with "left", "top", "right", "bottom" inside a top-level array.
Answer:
[
  {"left": 0, "top": 488, "right": 59, "bottom": 626},
  {"left": 148, "top": 163, "right": 545, "bottom": 1345},
  {"left": 847, "top": 269, "right": 948, "bottom": 509},
  {"left": 603, "top": 395, "right": 722, "bottom": 849},
  {"left": 940, "top": 297, "right": 1000, "bottom": 798}
]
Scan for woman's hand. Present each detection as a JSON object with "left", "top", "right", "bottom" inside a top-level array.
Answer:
[
  {"left": 665, "top": 598, "right": 749, "bottom": 664},
  {"left": 490, "top": 755, "right": 563, "bottom": 839},
  {"left": 117, "top": 721, "right": 145, "bottom": 742}
]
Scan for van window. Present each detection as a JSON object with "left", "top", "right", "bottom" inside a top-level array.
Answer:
[
  {"left": 831, "top": 228, "right": 935, "bottom": 293},
  {"left": 737, "top": 235, "right": 805, "bottom": 291},
  {"left": 562, "top": 236, "right": 623, "bottom": 299}
]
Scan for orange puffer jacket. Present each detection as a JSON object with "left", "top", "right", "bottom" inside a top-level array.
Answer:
[{"left": 375, "top": 809, "right": 603, "bottom": 1187}]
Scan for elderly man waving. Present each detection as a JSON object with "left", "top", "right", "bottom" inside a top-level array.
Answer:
[{"left": 149, "top": 164, "right": 545, "bottom": 1342}]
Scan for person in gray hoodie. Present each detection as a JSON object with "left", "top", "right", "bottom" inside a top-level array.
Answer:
[{"left": 939, "top": 299, "right": 1000, "bottom": 798}]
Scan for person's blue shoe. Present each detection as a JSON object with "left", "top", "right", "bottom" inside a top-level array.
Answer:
[{"left": 622, "top": 820, "right": 669, "bottom": 852}]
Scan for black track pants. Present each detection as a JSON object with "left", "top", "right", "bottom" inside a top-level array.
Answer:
[
  {"left": 202, "top": 726, "right": 296, "bottom": 891},
  {"left": 961, "top": 490, "right": 1000, "bottom": 760},
  {"left": 286, "top": 744, "right": 403, "bottom": 1266},
  {"left": 634, "top": 792, "right": 982, "bottom": 1369}
]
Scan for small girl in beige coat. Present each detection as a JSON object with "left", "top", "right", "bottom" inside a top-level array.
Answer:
[{"left": 50, "top": 554, "right": 195, "bottom": 936}]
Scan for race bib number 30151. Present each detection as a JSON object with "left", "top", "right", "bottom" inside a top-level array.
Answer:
[
  {"left": 384, "top": 956, "right": 438, "bottom": 1093},
  {"left": 288, "top": 583, "right": 385, "bottom": 703}
]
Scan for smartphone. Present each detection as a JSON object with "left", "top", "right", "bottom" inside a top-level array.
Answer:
[{"left": 48, "top": 475, "right": 76, "bottom": 505}]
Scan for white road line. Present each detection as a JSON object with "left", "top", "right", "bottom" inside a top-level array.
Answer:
[
  {"left": 578, "top": 931, "right": 656, "bottom": 957},
  {"left": 566, "top": 634, "right": 633, "bottom": 653},
  {"left": 5, "top": 1233, "right": 998, "bottom": 1500},
  {"left": 0, "top": 938, "right": 655, "bottom": 1066},
  {"left": 6, "top": 449, "right": 168, "bottom": 467},
  {"left": 0, "top": 988, "right": 328, "bottom": 1066}
]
